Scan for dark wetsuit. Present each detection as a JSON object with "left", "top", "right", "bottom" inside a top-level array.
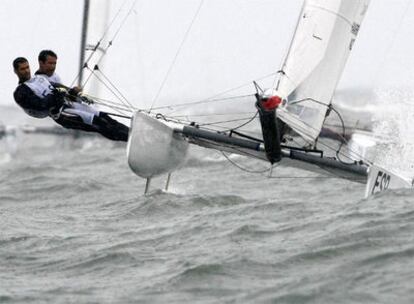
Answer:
[
  {"left": 14, "top": 75, "right": 129, "bottom": 142},
  {"left": 13, "top": 79, "right": 65, "bottom": 118},
  {"left": 54, "top": 110, "right": 129, "bottom": 142}
]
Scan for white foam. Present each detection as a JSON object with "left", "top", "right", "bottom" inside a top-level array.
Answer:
[{"left": 371, "top": 87, "right": 414, "bottom": 178}]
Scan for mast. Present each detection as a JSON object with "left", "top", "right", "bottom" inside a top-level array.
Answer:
[{"left": 78, "top": 0, "right": 90, "bottom": 87}]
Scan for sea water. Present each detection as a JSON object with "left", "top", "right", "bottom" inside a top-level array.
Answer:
[{"left": 1, "top": 106, "right": 414, "bottom": 304}]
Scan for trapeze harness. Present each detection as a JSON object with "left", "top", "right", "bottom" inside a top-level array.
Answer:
[
  {"left": 32, "top": 72, "right": 100, "bottom": 125},
  {"left": 21, "top": 74, "right": 128, "bottom": 142},
  {"left": 22, "top": 75, "right": 57, "bottom": 118}
]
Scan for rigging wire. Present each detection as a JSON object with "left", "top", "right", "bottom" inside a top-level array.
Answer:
[
  {"left": 151, "top": 107, "right": 259, "bottom": 135},
  {"left": 65, "top": 1, "right": 376, "bottom": 183},
  {"left": 221, "top": 151, "right": 274, "bottom": 174},
  {"left": 72, "top": 1, "right": 272, "bottom": 129},
  {"left": 149, "top": 94, "right": 254, "bottom": 112},
  {"left": 189, "top": 111, "right": 259, "bottom": 134},
  {"left": 221, "top": 151, "right": 362, "bottom": 181},
  {"left": 155, "top": 111, "right": 262, "bottom": 140},
  {"left": 149, "top": 71, "right": 278, "bottom": 114},
  {"left": 149, "top": 0, "right": 205, "bottom": 112},
  {"left": 83, "top": 66, "right": 136, "bottom": 112},
  {"left": 227, "top": 111, "right": 259, "bottom": 132},
  {"left": 169, "top": 111, "right": 257, "bottom": 118},
  {"left": 94, "top": 67, "right": 135, "bottom": 109},
  {"left": 370, "top": 0, "right": 412, "bottom": 87},
  {"left": 197, "top": 115, "right": 257, "bottom": 127},
  {"left": 154, "top": 95, "right": 365, "bottom": 181},
  {"left": 328, "top": 105, "right": 356, "bottom": 165},
  {"left": 81, "top": 0, "right": 139, "bottom": 90},
  {"left": 71, "top": 0, "right": 132, "bottom": 87},
  {"left": 283, "top": 97, "right": 374, "bottom": 165},
  {"left": 81, "top": 91, "right": 135, "bottom": 117},
  {"left": 82, "top": 94, "right": 134, "bottom": 111},
  {"left": 71, "top": 1, "right": 283, "bottom": 124},
  {"left": 209, "top": 121, "right": 364, "bottom": 181},
  {"left": 68, "top": 0, "right": 141, "bottom": 119},
  {"left": 74, "top": 1, "right": 279, "bottom": 118},
  {"left": 272, "top": 0, "right": 306, "bottom": 91}
]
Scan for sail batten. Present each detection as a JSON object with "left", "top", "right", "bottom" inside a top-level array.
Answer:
[{"left": 274, "top": 0, "right": 371, "bottom": 143}]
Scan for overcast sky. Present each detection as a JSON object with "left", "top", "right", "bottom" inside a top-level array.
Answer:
[{"left": 1, "top": 0, "right": 414, "bottom": 109}]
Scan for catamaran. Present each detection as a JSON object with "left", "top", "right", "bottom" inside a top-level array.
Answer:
[
  {"left": 123, "top": 0, "right": 414, "bottom": 197},
  {"left": 75, "top": 0, "right": 413, "bottom": 197}
]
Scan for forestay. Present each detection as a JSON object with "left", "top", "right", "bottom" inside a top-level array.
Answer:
[{"left": 274, "top": 0, "right": 370, "bottom": 143}]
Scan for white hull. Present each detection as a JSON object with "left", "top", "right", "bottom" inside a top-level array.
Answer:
[
  {"left": 127, "top": 112, "right": 189, "bottom": 178},
  {"left": 365, "top": 165, "right": 413, "bottom": 197},
  {"left": 127, "top": 113, "right": 413, "bottom": 197}
]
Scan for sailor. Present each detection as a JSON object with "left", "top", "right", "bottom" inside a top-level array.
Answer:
[
  {"left": 36, "top": 49, "right": 63, "bottom": 84},
  {"left": 13, "top": 57, "right": 65, "bottom": 119},
  {"left": 35, "top": 49, "right": 129, "bottom": 142},
  {"left": 13, "top": 56, "right": 129, "bottom": 142},
  {"left": 35, "top": 50, "right": 80, "bottom": 95}
]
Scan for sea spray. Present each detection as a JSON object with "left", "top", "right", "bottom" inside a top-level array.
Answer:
[{"left": 372, "top": 87, "right": 414, "bottom": 178}]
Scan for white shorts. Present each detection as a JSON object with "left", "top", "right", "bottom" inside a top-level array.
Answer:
[{"left": 61, "top": 102, "right": 100, "bottom": 125}]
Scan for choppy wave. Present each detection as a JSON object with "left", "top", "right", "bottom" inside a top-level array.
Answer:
[{"left": 2, "top": 103, "right": 414, "bottom": 303}]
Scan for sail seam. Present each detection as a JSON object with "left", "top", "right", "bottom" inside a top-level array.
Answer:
[{"left": 307, "top": 5, "right": 354, "bottom": 28}]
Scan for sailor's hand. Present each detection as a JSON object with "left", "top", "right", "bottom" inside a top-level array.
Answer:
[
  {"left": 77, "top": 92, "right": 94, "bottom": 104},
  {"left": 53, "top": 87, "right": 68, "bottom": 98},
  {"left": 68, "top": 86, "right": 82, "bottom": 96},
  {"left": 54, "top": 87, "right": 68, "bottom": 94}
]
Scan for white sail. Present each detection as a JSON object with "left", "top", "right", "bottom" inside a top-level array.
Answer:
[
  {"left": 274, "top": 0, "right": 370, "bottom": 143},
  {"left": 80, "top": 0, "right": 111, "bottom": 97}
]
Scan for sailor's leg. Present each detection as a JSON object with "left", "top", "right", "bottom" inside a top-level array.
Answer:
[
  {"left": 54, "top": 112, "right": 97, "bottom": 132},
  {"left": 91, "top": 113, "right": 129, "bottom": 142},
  {"left": 56, "top": 104, "right": 129, "bottom": 141}
]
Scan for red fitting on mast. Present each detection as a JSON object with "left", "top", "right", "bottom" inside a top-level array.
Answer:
[{"left": 261, "top": 95, "right": 282, "bottom": 111}]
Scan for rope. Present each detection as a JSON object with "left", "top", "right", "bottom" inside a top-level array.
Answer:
[
  {"left": 149, "top": 71, "right": 278, "bottom": 114},
  {"left": 87, "top": 70, "right": 275, "bottom": 120},
  {"left": 221, "top": 151, "right": 359, "bottom": 180},
  {"left": 83, "top": 66, "right": 135, "bottom": 112},
  {"left": 149, "top": 0, "right": 205, "bottom": 112},
  {"left": 81, "top": 92, "right": 135, "bottom": 117},
  {"left": 95, "top": 68, "right": 135, "bottom": 109},
  {"left": 221, "top": 152, "right": 273, "bottom": 174},
  {"left": 328, "top": 106, "right": 356, "bottom": 165},
  {"left": 149, "top": 94, "right": 254, "bottom": 112},
  {"left": 101, "top": 111, "right": 132, "bottom": 120},
  {"left": 169, "top": 111, "right": 257, "bottom": 118},
  {"left": 71, "top": 0, "right": 133, "bottom": 87},
  {"left": 193, "top": 112, "right": 259, "bottom": 134},
  {"left": 91, "top": 99, "right": 134, "bottom": 116},
  {"left": 81, "top": 0, "right": 139, "bottom": 89},
  {"left": 82, "top": 94, "right": 134, "bottom": 111},
  {"left": 197, "top": 115, "right": 257, "bottom": 127},
  {"left": 371, "top": 0, "right": 412, "bottom": 87},
  {"left": 228, "top": 111, "right": 259, "bottom": 132},
  {"left": 283, "top": 97, "right": 374, "bottom": 165}
]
